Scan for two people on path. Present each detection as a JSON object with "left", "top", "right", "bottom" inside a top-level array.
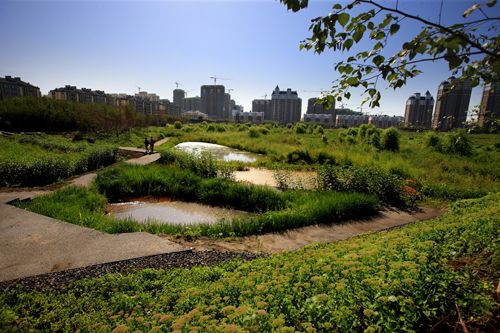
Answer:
[{"left": 144, "top": 137, "right": 155, "bottom": 154}]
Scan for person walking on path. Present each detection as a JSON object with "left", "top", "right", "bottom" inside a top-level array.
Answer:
[
  {"left": 144, "top": 137, "right": 149, "bottom": 154},
  {"left": 149, "top": 136, "right": 155, "bottom": 154}
]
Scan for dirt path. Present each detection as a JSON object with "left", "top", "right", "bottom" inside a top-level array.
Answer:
[{"left": 162, "top": 206, "right": 443, "bottom": 254}]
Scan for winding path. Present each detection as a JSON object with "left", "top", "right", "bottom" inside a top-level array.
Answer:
[{"left": 0, "top": 137, "right": 188, "bottom": 282}]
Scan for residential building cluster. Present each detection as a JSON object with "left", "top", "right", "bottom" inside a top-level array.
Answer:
[
  {"left": 1, "top": 75, "right": 498, "bottom": 131},
  {"left": 0, "top": 76, "right": 41, "bottom": 100}
]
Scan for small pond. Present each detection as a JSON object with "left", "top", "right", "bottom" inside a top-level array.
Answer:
[
  {"left": 108, "top": 199, "right": 249, "bottom": 225},
  {"left": 175, "top": 142, "right": 258, "bottom": 163}
]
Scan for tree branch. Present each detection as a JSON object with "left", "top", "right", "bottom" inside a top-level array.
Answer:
[{"left": 358, "top": 0, "right": 499, "bottom": 59}]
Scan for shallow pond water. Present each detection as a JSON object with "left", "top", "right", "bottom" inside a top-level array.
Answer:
[
  {"left": 174, "top": 142, "right": 258, "bottom": 163},
  {"left": 108, "top": 199, "right": 248, "bottom": 225},
  {"left": 234, "top": 167, "right": 316, "bottom": 189}
]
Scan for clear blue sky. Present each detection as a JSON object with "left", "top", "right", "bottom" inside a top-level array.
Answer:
[{"left": 0, "top": 0, "right": 490, "bottom": 116}]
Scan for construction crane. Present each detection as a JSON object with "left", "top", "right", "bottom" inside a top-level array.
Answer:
[
  {"left": 209, "top": 75, "right": 230, "bottom": 85},
  {"left": 262, "top": 93, "right": 268, "bottom": 100},
  {"left": 227, "top": 88, "right": 234, "bottom": 95},
  {"left": 137, "top": 86, "right": 141, "bottom": 93},
  {"left": 174, "top": 81, "right": 181, "bottom": 89},
  {"left": 185, "top": 89, "right": 194, "bottom": 97}
]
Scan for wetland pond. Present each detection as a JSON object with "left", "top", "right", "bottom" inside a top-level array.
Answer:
[
  {"left": 174, "top": 142, "right": 259, "bottom": 163},
  {"left": 108, "top": 199, "right": 250, "bottom": 225}
]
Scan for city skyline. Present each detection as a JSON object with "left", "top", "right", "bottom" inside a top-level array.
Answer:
[{"left": 0, "top": 0, "right": 488, "bottom": 115}]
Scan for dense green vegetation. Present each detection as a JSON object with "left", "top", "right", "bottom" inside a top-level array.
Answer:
[
  {"left": 0, "top": 134, "right": 118, "bottom": 187},
  {"left": 3, "top": 193, "right": 498, "bottom": 332},
  {"left": 163, "top": 123, "right": 500, "bottom": 201},
  {"left": 17, "top": 164, "right": 377, "bottom": 237},
  {"left": 0, "top": 97, "right": 171, "bottom": 133}
]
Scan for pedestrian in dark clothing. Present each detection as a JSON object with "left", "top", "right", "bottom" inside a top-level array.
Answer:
[
  {"left": 144, "top": 137, "right": 149, "bottom": 154},
  {"left": 149, "top": 137, "right": 155, "bottom": 153}
]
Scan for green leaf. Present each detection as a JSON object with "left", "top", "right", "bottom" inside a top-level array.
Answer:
[
  {"left": 338, "top": 13, "right": 350, "bottom": 27},
  {"left": 390, "top": 23, "right": 400, "bottom": 36},
  {"left": 379, "top": 14, "right": 393, "bottom": 29},
  {"left": 343, "top": 39, "right": 354, "bottom": 50},
  {"left": 372, "top": 55, "right": 385, "bottom": 66},
  {"left": 346, "top": 77, "right": 359, "bottom": 86}
]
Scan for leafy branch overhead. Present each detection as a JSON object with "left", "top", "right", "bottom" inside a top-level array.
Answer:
[{"left": 281, "top": 0, "right": 500, "bottom": 108}]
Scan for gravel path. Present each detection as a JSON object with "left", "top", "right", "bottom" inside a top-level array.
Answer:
[{"left": 0, "top": 250, "right": 259, "bottom": 292}]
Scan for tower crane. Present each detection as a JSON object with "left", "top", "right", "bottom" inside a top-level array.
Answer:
[
  {"left": 209, "top": 75, "right": 230, "bottom": 85},
  {"left": 174, "top": 81, "right": 181, "bottom": 89}
]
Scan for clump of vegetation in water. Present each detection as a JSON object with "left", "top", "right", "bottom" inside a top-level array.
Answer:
[{"left": 160, "top": 148, "right": 234, "bottom": 180}]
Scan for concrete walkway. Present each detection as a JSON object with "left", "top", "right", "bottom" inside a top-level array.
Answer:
[
  {"left": 0, "top": 204, "right": 186, "bottom": 282},
  {"left": 0, "top": 136, "right": 189, "bottom": 282}
]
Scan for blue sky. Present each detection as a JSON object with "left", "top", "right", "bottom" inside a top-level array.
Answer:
[{"left": 0, "top": 0, "right": 492, "bottom": 116}]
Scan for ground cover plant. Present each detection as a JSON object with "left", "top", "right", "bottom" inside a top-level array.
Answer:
[
  {"left": 3, "top": 192, "right": 498, "bottom": 332},
  {"left": 0, "top": 134, "right": 118, "bottom": 187}
]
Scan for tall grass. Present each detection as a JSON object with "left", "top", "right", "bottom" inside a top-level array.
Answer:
[
  {"left": 20, "top": 165, "right": 378, "bottom": 237},
  {"left": 159, "top": 148, "right": 234, "bottom": 179},
  {"left": 95, "top": 164, "right": 286, "bottom": 213},
  {"left": 0, "top": 145, "right": 118, "bottom": 187}
]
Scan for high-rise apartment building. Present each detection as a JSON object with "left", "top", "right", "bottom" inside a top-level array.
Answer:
[
  {"left": 184, "top": 96, "right": 201, "bottom": 111},
  {"left": 404, "top": 91, "right": 434, "bottom": 129},
  {"left": 478, "top": 82, "right": 499, "bottom": 131},
  {"left": 0, "top": 76, "right": 41, "bottom": 100},
  {"left": 307, "top": 97, "right": 335, "bottom": 115},
  {"left": 224, "top": 93, "right": 232, "bottom": 120},
  {"left": 173, "top": 89, "right": 185, "bottom": 112},
  {"left": 201, "top": 85, "right": 226, "bottom": 119},
  {"left": 252, "top": 99, "right": 272, "bottom": 120},
  {"left": 432, "top": 78, "right": 472, "bottom": 131},
  {"left": 270, "top": 86, "right": 302, "bottom": 124}
]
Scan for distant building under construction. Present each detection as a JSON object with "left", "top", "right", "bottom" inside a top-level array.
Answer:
[
  {"left": 478, "top": 82, "right": 500, "bottom": 131},
  {"left": 404, "top": 91, "right": 434, "bottom": 129},
  {"left": 432, "top": 78, "right": 471, "bottom": 131}
]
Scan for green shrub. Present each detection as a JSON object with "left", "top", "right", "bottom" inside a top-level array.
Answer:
[
  {"left": 381, "top": 127, "right": 400, "bottom": 151},
  {"left": 248, "top": 128, "right": 260, "bottom": 138},
  {"left": 444, "top": 130, "right": 473, "bottom": 156},
  {"left": 287, "top": 149, "right": 313, "bottom": 164},
  {"left": 316, "top": 164, "right": 406, "bottom": 205},
  {"left": 295, "top": 124, "right": 307, "bottom": 134},
  {"left": 173, "top": 121, "right": 182, "bottom": 129},
  {"left": 425, "top": 132, "right": 441, "bottom": 148}
]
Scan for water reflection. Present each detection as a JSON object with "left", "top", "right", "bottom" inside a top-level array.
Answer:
[
  {"left": 108, "top": 199, "right": 248, "bottom": 225},
  {"left": 175, "top": 142, "right": 258, "bottom": 163}
]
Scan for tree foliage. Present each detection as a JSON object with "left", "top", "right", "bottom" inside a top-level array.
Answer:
[{"left": 281, "top": 0, "right": 500, "bottom": 108}]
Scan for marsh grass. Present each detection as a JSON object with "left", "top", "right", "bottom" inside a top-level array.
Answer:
[
  {"left": 19, "top": 164, "right": 378, "bottom": 237},
  {"left": 0, "top": 135, "right": 118, "bottom": 187},
  {"left": 162, "top": 124, "right": 500, "bottom": 201}
]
